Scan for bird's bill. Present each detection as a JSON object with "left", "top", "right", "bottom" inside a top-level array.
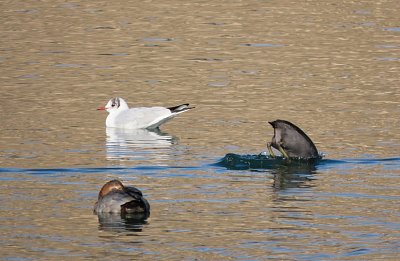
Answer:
[{"left": 97, "top": 106, "right": 106, "bottom": 111}]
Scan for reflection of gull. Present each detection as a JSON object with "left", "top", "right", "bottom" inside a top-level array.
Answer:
[{"left": 106, "top": 127, "right": 175, "bottom": 162}]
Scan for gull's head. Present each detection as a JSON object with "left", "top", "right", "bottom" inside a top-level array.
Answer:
[{"left": 97, "top": 97, "right": 128, "bottom": 113}]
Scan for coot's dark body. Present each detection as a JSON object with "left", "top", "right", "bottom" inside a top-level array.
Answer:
[{"left": 267, "top": 120, "right": 319, "bottom": 159}]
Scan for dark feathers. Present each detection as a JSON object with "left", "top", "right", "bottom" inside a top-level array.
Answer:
[
  {"left": 168, "top": 103, "right": 194, "bottom": 113},
  {"left": 269, "top": 119, "right": 319, "bottom": 159}
]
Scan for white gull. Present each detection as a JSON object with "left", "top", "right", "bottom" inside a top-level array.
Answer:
[{"left": 97, "top": 97, "right": 193, "bottom": 129}]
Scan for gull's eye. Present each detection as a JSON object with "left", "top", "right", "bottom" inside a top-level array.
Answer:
[{"left": 110, "top": 98, "right": 119, "bottom": 108}]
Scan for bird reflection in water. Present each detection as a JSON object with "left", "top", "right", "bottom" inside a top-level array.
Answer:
[
  {"left": 105, "top": 127, "right": 176, "bottom": 162},
  {"left": 97, "top": 212, "right": 149, "bottom": 232},
  {"left": 221, "top": 153, "right": 318, "bottom": 190},
  {"left": 269, "top": 162, "right": 317, "bottom": 190}
]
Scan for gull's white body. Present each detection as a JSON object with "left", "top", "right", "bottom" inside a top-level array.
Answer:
[{"left": 98, "top": 97, "right": 192, "bottom": 130}]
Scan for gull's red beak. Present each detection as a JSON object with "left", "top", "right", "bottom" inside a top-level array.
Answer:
[{"left": 97, "top": 106, "right": 106, "bottom": 111}]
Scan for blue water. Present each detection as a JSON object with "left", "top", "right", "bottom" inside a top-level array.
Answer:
[
  {"left": 1, "top": 152, "right": 399, "bottom": 260},
  {"left": 2, "top": 156, "right": 398, "bottom": 175}
]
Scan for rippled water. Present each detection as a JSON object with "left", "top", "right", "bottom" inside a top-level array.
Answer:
[
  {"left": 1, "top": 155, "right": 400, "bottom": 260},
  {"left": 1, "top": 0, "right": 399, "bottom": 260}
]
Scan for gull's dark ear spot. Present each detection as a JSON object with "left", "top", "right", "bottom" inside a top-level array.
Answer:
[{"left": 111, "top": 97, "right": 120, "bottom": 108}]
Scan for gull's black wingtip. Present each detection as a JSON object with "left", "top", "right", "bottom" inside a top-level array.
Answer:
[{"left": 168, "top": 103, "right": 195, "bottom": 113}]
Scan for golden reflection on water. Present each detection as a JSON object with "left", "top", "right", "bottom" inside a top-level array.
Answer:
[
  {"left": 1, "top": 0, "right": 398, "bottom": 169},
  {"left": 0, "top": 0, "right": 399, "bottom": 260}
]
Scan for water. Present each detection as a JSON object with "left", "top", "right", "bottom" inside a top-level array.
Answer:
[
  {"left": 1, "top": 0, "right": 400, "bottom": 260},
  {"left": 1, "top": 156, "right": 400, "bottom": 260}
]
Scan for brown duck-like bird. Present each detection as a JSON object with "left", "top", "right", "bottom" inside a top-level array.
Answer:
[
  {"left": 267, "top": 120, "right": 319, "bottom": 159},
  {"left": 93, "top": 180, "right": 150, "bottom": 217}
]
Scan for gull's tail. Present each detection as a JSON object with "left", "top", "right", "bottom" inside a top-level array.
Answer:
[{"left": 168, "top": 104, "right": 195, "bottom": 114}]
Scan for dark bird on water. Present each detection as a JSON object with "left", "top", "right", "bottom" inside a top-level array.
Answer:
[
  {"left": 94, "top": 180, "right": 150, "bottom": 218},
  {"left": 267, "top": 120, "right": 319, "bottom": 159}
]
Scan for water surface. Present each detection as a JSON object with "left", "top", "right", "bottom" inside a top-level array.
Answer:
[{"left": 1, "top": 0, "right": 399, "bottom": 260}]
